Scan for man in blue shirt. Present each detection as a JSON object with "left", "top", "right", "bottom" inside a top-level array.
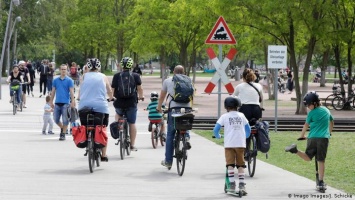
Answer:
[{"left": 50, "top": 64, "right": 75, "bottom": 141}]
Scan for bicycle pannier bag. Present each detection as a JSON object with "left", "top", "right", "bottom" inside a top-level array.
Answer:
[
  {"left": 72, "top": 125, "right": 87, "bottom": 148},
  {"left": 94, "top": 125, "right": 108, "bottom": 148},
  {"left": 255, "top": 121, "right": 270, "bottom": 153},
  {"left": 171, "top": 74, "right": 194, "bottom": 103},
  {"left": 109, "top": 122, "right": 119, "bottom": 139}
]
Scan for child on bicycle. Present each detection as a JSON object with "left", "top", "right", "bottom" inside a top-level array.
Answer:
[
  {"left": 213, "top": 97, "right": 251, "bottom": 195},
  {"left": 146, "top": 91, "right": 166, "bottom": 139},
  {"left": 42, "top": 96, "right": 54, "bottom": 135},
  {"left": 285, "top": 91, "right": 334, "bottom": 190}
]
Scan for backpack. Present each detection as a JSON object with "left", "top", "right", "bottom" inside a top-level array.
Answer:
[
  {"left": 115, "top": 71, "right": 136, "bottom": 98},
  {"left": 70, "top": 66, "right": 77, "bottom": 76},
  {"left": 171, "top": 74, "right": 194, "bottom": 103},
  {"left": 255, "top": 121, "right": 270, "bottom": 153}
]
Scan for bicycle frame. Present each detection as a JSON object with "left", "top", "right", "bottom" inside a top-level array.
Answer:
[
  {"left": 117, "top": 113, "right": 130, "bottom": 160},
  {"left": 85, "top": 113, "right": 101, "bottom": 173}
]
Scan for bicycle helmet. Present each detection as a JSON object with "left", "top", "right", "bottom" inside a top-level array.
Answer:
[
  {"left": 303, "top": 91, "right": 320, "bottom": 106},
  {"left": 86, "top": 58, "right": 101, "bottom": 70},
  {"left": 224, "top": 97, "right": 241, "bottom": 109},
  {"left": 120, "top": 57, "right": 134, "bottom": 69},
  {"left": 150, "top": 91, "right": 159, "bottom": 101}
]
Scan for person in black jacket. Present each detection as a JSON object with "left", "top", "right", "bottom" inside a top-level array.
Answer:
[
  {"left": 39, "top": 59, "right": 49, "bottom": 97},
  {"left": 26, "top": 61, "right": 36, "bottom": 97},
  {"left": 132, "top": 64, "right": 142, "bottom": 77}
]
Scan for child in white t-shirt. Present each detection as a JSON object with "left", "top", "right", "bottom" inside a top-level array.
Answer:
[
  {"left": 213, "top": 97, "right": 250, "bottom": 195},
  {"left": 42, "top": 96, "right": 54, "bottom": 135}
]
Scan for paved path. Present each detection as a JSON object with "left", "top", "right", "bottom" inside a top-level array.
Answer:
[{"left": 0, "top": 75, "right": 352, "bottom": 200}]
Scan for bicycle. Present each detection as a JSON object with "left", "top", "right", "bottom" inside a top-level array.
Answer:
[
  {"left": 170, "top": 107, "right": 195, "bottom": 176},
  {"left": 10, "top": 82, "right": 28, "bottom": 115},
  {"left": 245, "top": 126, "right": 257, "bottom": 177},
  {"left": 331, "top": 89, "right": 355, "bottom": 110},
  {"left": 324, "top": 84, "right": 342, "bottom": 110},
  {"left": 114, "top": 108, "right": 131, "bottom": 160},
  {"left": 146, "top": 109, "right": 167, "bottom": 149}
]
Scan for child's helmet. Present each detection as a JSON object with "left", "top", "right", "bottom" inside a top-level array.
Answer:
[
  {"left": 224, "top": 97, "right": 241, "bottom": 109},
  {"left": 150, "top": 91, "right": 159, "bottom": 101},
  {"left": 303, "top": 91, "right": 320, "bottom": 106}
]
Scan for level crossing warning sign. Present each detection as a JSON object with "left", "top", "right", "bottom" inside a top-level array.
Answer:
[{"left": 205, "top": 16, "right": 236, "bottom": 45}]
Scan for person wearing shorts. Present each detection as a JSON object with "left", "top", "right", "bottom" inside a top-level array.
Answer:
[
  {"left": 213, "top": 97, "right": 250, "bottom": 195},
  {"left": 285, "top": 91, "right": 334, "bottom": 189},
  {"left": 50, "top": 64, "right": 75, "bottom": 141}
]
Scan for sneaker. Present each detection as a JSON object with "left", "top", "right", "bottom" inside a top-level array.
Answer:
[
  {"left": 130, "top": 146, "right": 138, "bottom": 151},
  {"left": 101, "top": 156, "right": 109, "bottom": 162},
  {"left": 239, "top": 182, "right": 248, "bottom": 195},
  {"left": 227, "top": 181, "right": 236, "bottom": 193},
  {"left": 47, "top": 131, "right": 54, "bottom": 134},
  {"left": 285, "top": 144, "right": 298, "bottom": 154},
  {"left": 39, "top": 94, "right": 42, "bottom": 98},
  {"left": 161, "top": 132, "right": 166, "bottom": 141},
  {"left": 23, "top": 104, "right": 27, "bottom": 108},
  {"left": 185, "top": 137, "right": 191, "bottom": 150},
  {"left": 31, "top": 92, "right": 34, "bottom": 97},
  {"left": 42, "top": 131, "right": 47, "bottom": 135},
  {"left": 59, "top": 133, "right": 66, "bottom": 141},
  {"left": 317, "top": 180, "right": 327, "bottom": 190},
  {"left": 161, "top": 160, "right": 172, "bottom": 168}
]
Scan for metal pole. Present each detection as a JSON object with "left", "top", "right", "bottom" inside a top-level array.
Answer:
[
  {"left": 7, "top": 16, "right": 20, "bottom": 75},
  {"left": 0, "top": 0, "right": 14, "bottom": 100},
  {"left": 13, "top": 29, "right": 17, "bottom": 64},
  {"left": 274, "top": 69, "right": 278, "bottom": 132},
  {"left": 218, "top": 45, "right": 222, "bottom": 118}
]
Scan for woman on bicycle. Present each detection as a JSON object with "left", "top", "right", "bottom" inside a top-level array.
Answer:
[
  {"left": 233, "top": 68, "right": 263, "bottom": 126},
  {"left": 6, "top": 65, "right": 24, "bottom": 106},
  {"left": 78, "top": 58, "right": 114, "bottom": 162}
]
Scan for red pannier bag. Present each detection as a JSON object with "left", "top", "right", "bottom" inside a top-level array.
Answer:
[
  {"left": 94, "top": 125, "right": 108, "bottom": 148},
  {"left": 72, "top": 126, "right": 87, "bottom": 148}
]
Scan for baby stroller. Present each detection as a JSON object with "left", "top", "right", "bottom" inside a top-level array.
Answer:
[{"left": 278, "top": 77, "right": 286, "bottom": 93}]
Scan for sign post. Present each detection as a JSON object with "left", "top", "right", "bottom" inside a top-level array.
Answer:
[
  {"left": 205, "top": 17, "right": 236, "bottom": 117},
  {"left": 267, "top": 45, "right": 287, "bottom": 132}
]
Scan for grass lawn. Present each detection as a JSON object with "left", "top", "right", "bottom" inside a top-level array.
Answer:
[{"left": 193, "top": 130, "right": 355, "bottom": 194}]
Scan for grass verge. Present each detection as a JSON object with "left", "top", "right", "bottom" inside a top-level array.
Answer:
[{"left": 193, "top": 130, "right": 355, "bottom": 194}]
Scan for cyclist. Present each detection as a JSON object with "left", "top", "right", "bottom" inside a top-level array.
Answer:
[
  {"left": 78, "top": 58, "right": 114, "bottom": 162},
  {"left": 18, "top": 60, "right": 31, "bottom": 108},
  {"left": 111, "top": 57, "right": 144, "bottom": 151},
  {"left": 49, "top": 64, "right": 75, "bottom": 141},
  {"left": 146, "top": 91, "right": 166, "bottom": 139},
  {"left": 285, "top": 91, "right": 334, "bottom": 190},
  {"left": 156, "top": 65, "right": 192, "bottom": 168},
  {"left": 213, "top": 97, "right": 250, "bottom": 195},
  {"left": 6, "top": 65, "right": 24, "bottom": 107}
]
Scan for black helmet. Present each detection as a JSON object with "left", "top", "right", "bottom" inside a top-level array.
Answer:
[
  {"left": 86, "top": 58, "right": 101, "bottom": 70},
  {"left": 150, "top": 91, "right": 159, "bottom": 101},
  {"left": 224, "top": 97, "right": 241, "bottom": 109},
  {"left": 120, "top": 57, "right": 134, "bottom": 69},
  {"left": 303, "top": 91, "right": 320, "bottom": 106}
]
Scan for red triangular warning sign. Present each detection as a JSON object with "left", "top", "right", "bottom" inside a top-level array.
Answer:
[{"left": 205, "top": 16, "right": 236, "bottom": 45}]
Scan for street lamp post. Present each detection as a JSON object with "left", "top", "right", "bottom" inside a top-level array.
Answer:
[
  {"left": 7, "top": 16, "right": 21, "bottom": 75},
  {"left": 0, "top": 0, "right": 21, "bottom": 100}
]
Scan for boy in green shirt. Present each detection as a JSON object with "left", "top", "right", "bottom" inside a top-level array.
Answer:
[
  {"left": 146, "top": 92, "right": 166, "bottom": 139},
  {"left": 285, "top": 91, "right": 334, "bottom": 190}
]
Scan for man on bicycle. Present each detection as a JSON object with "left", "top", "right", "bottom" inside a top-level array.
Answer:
[
  {"left": 111, "top": 57, "right": 144, "bottom": 151},
  {"left": 50, "top": 64, "right": 75, "bottom": 141},
  {"left": 18, "top": 60, "right": 31, "bottom": 108},
  {"left": 156, "top": 65, "right": 193, "bottom": 168},
  {"left": 78, "top": 58, "right": 114, "bottom": 162}
]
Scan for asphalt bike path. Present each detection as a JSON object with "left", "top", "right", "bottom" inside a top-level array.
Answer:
[{"left": 0, "top": 75, "right": 351, "bottom": 200}]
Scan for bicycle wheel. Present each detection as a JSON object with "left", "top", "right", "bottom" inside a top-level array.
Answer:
[
  {"left": 247, "top": 136, "right": 257, "bottom": 177},
  {"left": 151, "top": 127, "right": 158, "bottom": 149},
  {"left": 12, "top": 96, "right": 17, "bottom": 115},
  {"left": 332, "top": 96, "right": 344, "bottom": 110},
  {"left": 20, "top": 101, "right": 23, "bottom": 112},
  {"left": 125, "top": 122, "right": 131, "bottom": 156},
  {"left": 324, "top": 94, "right": 335, "bottom": 110},
  {"left": 176, "top": 134, "right": 187, "bottom": 176},
  {"left": 159, "top": 128, "right": 166, "bottom": 147},
  {"left": 119, "top": 130, "right": 126, "bottom": 160},
  {"left": 88, "top": 140, "right": 95, "bottom": 173}
]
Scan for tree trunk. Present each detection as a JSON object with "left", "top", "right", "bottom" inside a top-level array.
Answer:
[{"left": 319, "top": 49, "right": 330, "bottom": 87}]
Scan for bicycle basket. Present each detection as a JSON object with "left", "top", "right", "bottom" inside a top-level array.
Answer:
[{"left": 173, "top": 113, "right": 194, "bottom": 130}]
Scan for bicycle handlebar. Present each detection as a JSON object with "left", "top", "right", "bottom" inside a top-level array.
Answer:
[{"left": 297, "top": 137, "right": 306, "bottom": 141}]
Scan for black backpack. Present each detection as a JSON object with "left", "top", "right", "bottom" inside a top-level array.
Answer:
[
  {"left": 171, "top": 74, "right": 194, "bottom": 103},
  {"left": 255, "top": 121, "right": 271, "bottom": 153},
  {"left": 115, "top": 71, "right": 136, "bottom": 98}
]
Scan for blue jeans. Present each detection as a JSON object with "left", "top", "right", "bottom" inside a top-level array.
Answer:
[
  {"left": 53, "top": 104, "right": 70, "bottom": 126},
  {"left": 165, "top": 107, "right": 190, "bottom": 164},
  {"left": 47, "top": 79, "right": 53, "bottom": 93},
  {"left": 9, "top": 85, "right": 22, "bottom": 104}
]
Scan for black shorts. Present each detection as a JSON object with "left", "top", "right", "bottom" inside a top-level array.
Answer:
[
  {"left": 22, "top": 84, "right": 27, "bottom": 94},
  {"left": 305, "top": 138, "right": 329, "bottom": 161},
  {"left": 79, "top": 109, "right": 109, "bottom": 127},
  {"left": 239, "top": 104, "right": 262, "bottom": 126}
]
